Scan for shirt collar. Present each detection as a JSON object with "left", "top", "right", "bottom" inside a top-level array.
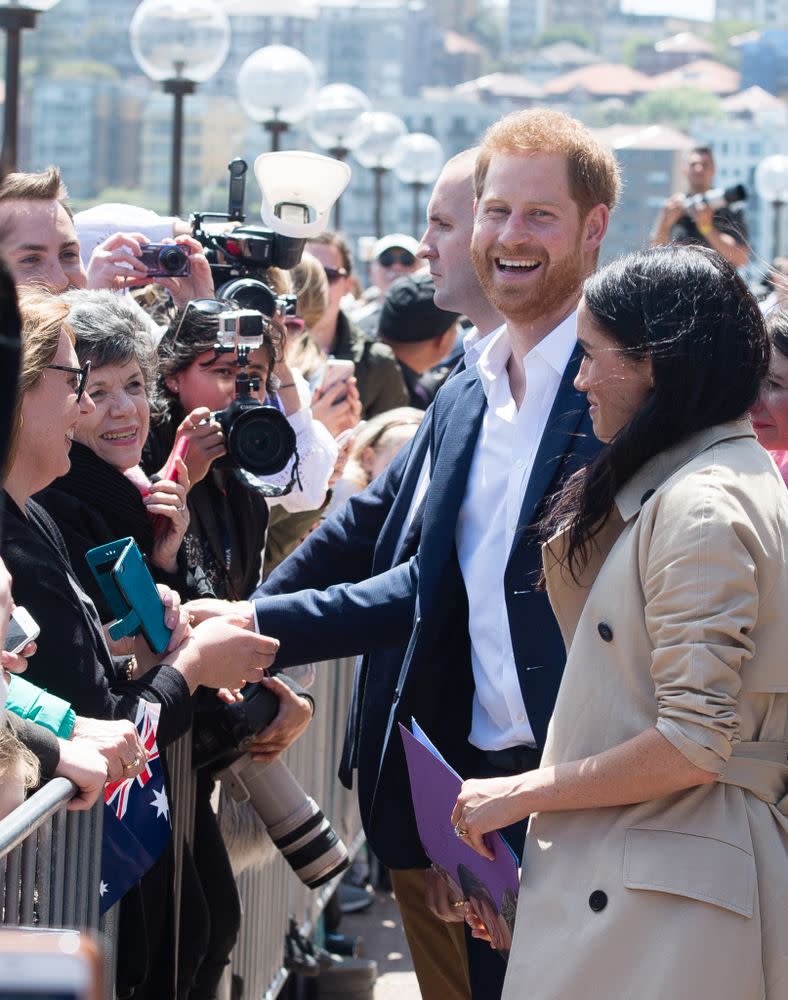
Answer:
[
  {"left": 475, "top": 310, "right": 578, "bottom": 398},
  {"left": 463, "top": 323, "right": 503, "bottom": 368}
]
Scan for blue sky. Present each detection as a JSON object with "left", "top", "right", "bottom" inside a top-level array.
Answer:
[{"left": 621, "top": 0, "right": 714, "bottom": 17}]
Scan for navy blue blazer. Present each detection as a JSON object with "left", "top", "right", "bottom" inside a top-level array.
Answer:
[{"left": 252, "top": 347, "right": 600, "bottom": 868}]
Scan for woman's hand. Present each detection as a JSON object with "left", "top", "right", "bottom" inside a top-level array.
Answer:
[
  {"left": 168, "top": 407, "right": 226, "bottom": 486},
  {"left": 71, "top": 716, "right": 147, "bottom": 783},
  {"left": 86, "top": 232, "right": 152, "bottom": 291},
  {"left": 147, "top": 459, "right": 190, "bottom": 574},
  {"left": 246, "top": 675, "right": 313, "bottom": 763},
  {"left": 183, "top": 598, "right": 255, "bottom": 629},
  {"left": 154, "top": 236, "right": 215, "bottom": 307},
  {"left": 164, "top": 615, "right": 279, "bottom": 693},
  {"left": 451, "top": 775, "right": 530, "bottom": 861},
  {"left": 311, "top": 377, "right": 361, "bottom": 437},
  {"left": 132, "top": 584, "right": 191, "bottom": 675}
]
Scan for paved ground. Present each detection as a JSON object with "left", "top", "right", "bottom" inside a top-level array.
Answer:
[{"left": 341, "top": 888, "right": 421, "bottom": 999}]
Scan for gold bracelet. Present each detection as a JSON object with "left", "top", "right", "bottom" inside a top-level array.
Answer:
[{"left": 121, "top": 655, "right": 137, "bottom": 682}]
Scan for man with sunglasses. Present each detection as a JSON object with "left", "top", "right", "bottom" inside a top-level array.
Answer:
[
  {"left": 305, "top": 231, "right": 409, "bottom": 419},
  {"left": 354, "top": 233, "right": 422, "bottom": 337}
]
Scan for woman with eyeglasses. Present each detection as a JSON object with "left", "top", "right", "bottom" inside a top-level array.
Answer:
[
  {"left": 452, "top": 245, "right": 788, "bottom": 1000},
  {"left": 751, "top": 308, "right": 788, "bottom": 485},
  {"left": 1, "top": 289, "right": 280, "bottom": 1000},
  {"left": 143, "top": 297, "right": 336, "bottom": 601}
]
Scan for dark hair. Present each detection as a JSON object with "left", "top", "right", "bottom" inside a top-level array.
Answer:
[
  {"left": 545, "top": 244, "right": 769, "bottom": 580},
  {"left": 0, "top": 258, "right": 20, "bottom": 486},
  {"left": 61, "top": 289, "right": 156, "bottom": 391},
  {"left": 690, "top": 145, "right": 714, "bottom": 162},
  {"left": 154, "top": 301, "right": 284, "bottom": 413},
  {"left": 766, "top": 308, "right": 788, "bottom": 361}
]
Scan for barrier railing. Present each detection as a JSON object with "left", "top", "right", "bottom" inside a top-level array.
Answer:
[{"left": 0, "top": 655, "right": 362, "bottom": 1000}]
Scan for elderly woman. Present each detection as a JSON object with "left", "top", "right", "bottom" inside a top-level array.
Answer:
[
  {"left": 452, "top": 245, "right": 788, "bottom": 1000},
  {"left": 2, "top": 289, "right": 279, "bottom": 1000}
]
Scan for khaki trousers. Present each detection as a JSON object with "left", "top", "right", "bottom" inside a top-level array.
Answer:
[{"left": 390, "top": 868, "right": 470, "bottom": 1000}]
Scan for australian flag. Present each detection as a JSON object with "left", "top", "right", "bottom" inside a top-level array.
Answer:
[{"left": 99, "top": 700, "right": 171, "bottom": 914}]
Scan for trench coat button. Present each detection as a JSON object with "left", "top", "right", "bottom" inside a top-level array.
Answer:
[
  {"left": 640, "top": 489, "right": 656, "bottom": 505},
  {"left": 588, "top": 890, "right": 608, "bottom": 912},
  {"left": 597, "top": 621, "right": 613, "bottom": 642}
]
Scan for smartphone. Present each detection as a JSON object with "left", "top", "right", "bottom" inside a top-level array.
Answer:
[
  {"left": 153, "top": 436, "right": 189, "bottom": 539},
  {"left": 320, "top": 359, "right": 355, "bottom": 396},
  {"left": 3, "top": 607, "right": 40, "bottom": 655},
  {"left": 0, "top": 928, "right": 102, "bottom": 1000},
  {"left": 85, "top": 538, "right": 172, "bottom": 655},
  {"left": 335, "top": 421, "right": 366, "bottom": 449}
]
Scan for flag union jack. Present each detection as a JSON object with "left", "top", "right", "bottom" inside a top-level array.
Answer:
[{"left": 103, "top": 701, "right": 162, "bottom": 819}]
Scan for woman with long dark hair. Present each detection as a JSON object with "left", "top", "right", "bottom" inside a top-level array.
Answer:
[
  {"left": 452, "top": 245, "right": 788, "bottom": 999},
  {"left": 751, "top": 308, "right": 788, "bottom": 484}
]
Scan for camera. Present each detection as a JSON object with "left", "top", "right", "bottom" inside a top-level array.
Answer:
[
  {"left": 191, "top": 159, "right": 306, "bottom": 316},
  {"left": 139, "top": 242, "right": 191, "bottom": 277},
  {"left": 684, "top": 183, "right": 747, "bottom": 214},
  {"left": 211, "top": 308, "right": 297, "bottom": 477},
  {"left": 193, "top": 683, "right": 350, "bottom": 890}
]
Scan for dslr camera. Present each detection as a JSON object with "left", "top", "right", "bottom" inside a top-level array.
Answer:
[
  {"left": 193, "top": 681, "right": 350, "bottom": 890},
  {"left": 139, "top": 242, "right": 191, "bottom": 278},
  {"left": 211, "top": 307, "right": 297, "bottom": 477},
  {"left": 684, "top": 182, "right": 747, "bottom": 214}
]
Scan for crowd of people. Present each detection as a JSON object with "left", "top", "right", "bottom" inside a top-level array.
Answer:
[{"left": 0, "top": 104, "right": 786, "bottom": 1000}]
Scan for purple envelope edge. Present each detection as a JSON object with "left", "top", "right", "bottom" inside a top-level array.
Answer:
[{"left": 399, "top": 722, "right": 519, "bottom": 909}]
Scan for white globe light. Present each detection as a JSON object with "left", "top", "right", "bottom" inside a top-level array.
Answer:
[
  {"left": 392, "top": 132, "right": 444, "bottom": 185},
  {"left": 130, "top": 0, "right": 230, "bottom": 83},
  {"left": 352, "top": 112, "right": 408, "bottom": 170},
  {"left": 756, "top": 155, "right": 788, "bottom": 203},
  {"left": 237, "top": 45, "right": 318, "bottom": 125},
  {"left": 306, "top": 84, "right": 372, "bottom": 152}
]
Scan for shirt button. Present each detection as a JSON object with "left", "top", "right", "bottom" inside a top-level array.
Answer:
[
  {"left": 589, "top": 890, "right": 608, "bottom": 912},
  {"left": 516, "top": 459, "right": 524, "bottom": 468},
  {"left": 597, "top": 622, "right": 613, "bottom": 643},
  {"left": 517, "top": 713, "right": 525, "bottom": 722}
]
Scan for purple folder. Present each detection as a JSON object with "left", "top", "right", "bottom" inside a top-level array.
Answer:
[{"left": 399, "top": 720, "right": 520, "bottom": 956}]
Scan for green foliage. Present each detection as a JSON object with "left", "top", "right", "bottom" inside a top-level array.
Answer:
[
  {"left": 534, "top": 24, "right": 595, "bottom": 51},
  {"left": 622, "top": 34, "right": 653, "bottom": 69},
  {"left": 467, "top": 8, "right": 504, "bottom": 60},
  {"left": 631, "top": 87, "right": 723, "bottom": 131},
  {"left": 707, "top": 19, "right": 759, "bottom": 67},
  {"left": 50, "top": 61, "right": 119, "bottom": 81}
]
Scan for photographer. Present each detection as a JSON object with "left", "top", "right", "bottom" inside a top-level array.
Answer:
[{"left": 651, "top": 146, "right": 749, "bottom": 269}]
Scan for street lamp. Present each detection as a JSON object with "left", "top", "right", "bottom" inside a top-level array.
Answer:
[
  {"left": 756, "top": 154, "right": 788, "bottom": 261},
  {"left": 0, "top": 0, "right": 61, "bottom": 171},
  {"left": 352, "top": 112, "right": 407, "bottom": 238},
  {"left": 130, "top": 0, "right": 230, "bottom": 217},
  {"left": 305, "top": 84, "right": 371, "bottom": 229},
  {"left": 237, "top": 45, "right": 317, "bottom": 153},
  {"left": 393, "top": 132, "right": 444, "bottom": 238}
]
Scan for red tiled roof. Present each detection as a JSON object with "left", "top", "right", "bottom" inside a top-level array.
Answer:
[
  {"left": 650, "top": 59, "right": 741, "bottom": 95},
  {"left": 542, "top": 63, "right": 653, "bottom": 98}
]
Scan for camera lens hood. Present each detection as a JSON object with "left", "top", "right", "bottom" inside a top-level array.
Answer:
[
  {"left": 216, "top": 277, "right": 278, "bottom": 318},
  {"left": 226, "top": 404, "right": 296, "bottom": 476}
]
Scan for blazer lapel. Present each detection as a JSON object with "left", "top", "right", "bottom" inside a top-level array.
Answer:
[
  {"left": 510, "top": 344, "right": 587, "bottom": 552},
  {"left": 417, "top": 372, "right": 487, "bottom": 603}
]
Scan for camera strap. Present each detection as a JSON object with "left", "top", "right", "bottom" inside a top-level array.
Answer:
[{"left": 232, "top": 448, "right": 303, "bottom": 499}]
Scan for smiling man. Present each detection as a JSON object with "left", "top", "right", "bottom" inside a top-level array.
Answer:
[{"left": 243, "top": 109, "right": 620, "bottom": 1000}]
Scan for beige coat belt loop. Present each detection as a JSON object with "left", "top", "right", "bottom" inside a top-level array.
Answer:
[{"left": 718, "top": 741, "right": 788, "bottom": 814}]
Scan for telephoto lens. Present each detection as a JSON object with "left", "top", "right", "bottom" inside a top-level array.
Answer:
[{"left": 219, "top": 753, "right": 350, "bottom": 889}]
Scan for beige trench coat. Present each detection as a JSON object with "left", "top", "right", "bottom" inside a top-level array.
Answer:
[{"left": 503, "top": 421, "right": 788, "bottom": 1000}]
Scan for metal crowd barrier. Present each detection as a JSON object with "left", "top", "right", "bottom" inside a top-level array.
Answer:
[{"left": 0, "top": 655, "right": 362, "bottom": 1000}]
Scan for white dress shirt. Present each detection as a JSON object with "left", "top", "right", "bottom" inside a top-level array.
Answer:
[
  {"left": 456, "top": 313, "right": 577, "bottom": 751},
  {"left": 394, "top": 325, "right": 501, "bottom": 553}
]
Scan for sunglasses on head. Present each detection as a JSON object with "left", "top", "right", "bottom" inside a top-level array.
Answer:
[
  {"left": 172, "top": 298, "right": 236, "bottom": 344},
  {"left": 378, "top": 248, "right": 416, "bottom": 268},
  {"left": 323, "top": 266, "right": 348, "bottom": 285},
  {"left": 46, "top": 360, "right": 91, "bottom": 402}
]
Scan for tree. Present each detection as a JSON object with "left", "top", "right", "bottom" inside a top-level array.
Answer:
[
  {"left": 533, "top": 24, "right": 594, "bottom": 51},
  {"left": 708, "top": 19, "right": 759, "bottom": 67},
  {"left": 631, "top": 87, "right": 723, "bottom": 132}
]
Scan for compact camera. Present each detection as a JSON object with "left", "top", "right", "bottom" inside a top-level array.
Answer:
[
  {"left": 139, "top": 242, "right": 191, "bottom": 278},
  {"left": 211, "top": 308, "right": 297, "bottom": 476}
]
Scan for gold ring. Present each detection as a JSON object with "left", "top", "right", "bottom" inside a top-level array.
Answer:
[
  {"left": 454, "top": 823, "right": 469, "bottom": 839},
  {"left": 122, "top": 756, "right": 141, "bottom": 772},
  {"left": 451, "top": 900, "right": 466, "bottom": 908}
]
